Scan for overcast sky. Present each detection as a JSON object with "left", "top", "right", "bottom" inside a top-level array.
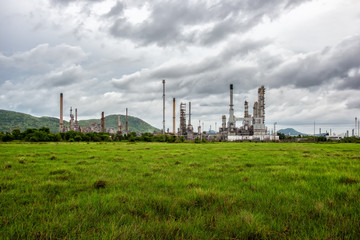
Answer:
[{"left": 1, "top": 0, "right": 359, "bottom": 135}]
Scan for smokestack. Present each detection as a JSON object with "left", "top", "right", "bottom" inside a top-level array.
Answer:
[
  {"left": 101, "top": 112, "right": 105, "bottom": 132},
  {"left": 230, "top": 84, "right": 233, "bottom": 108},
  {"left": 125, "top": 108, "right": 128, "bottom": 133},
  {"left": 228, "top": 84, "right": 235, "bottom": 129},
  {"left": 162, "top": 80, "right": 165, "bottom": 134},
  {"left": 75, "top": 108, "right": 78, "bottom": 131},
  {"left": 244, "top": 101, "right": 249, "bottom": 118},
  {"left": 173, "top": 98, "right": 176, "bottom": 134},
  {"left": 59, "top": 93, "right": 63, "bottom": 133},
  {"left": 356, "top": 117, "right": 358, "bottom": 137},
  {"left": 70, "top": 107, "right": 73, "bottom": 130},
  {"left": 117, "top": 115, "right": 121, "bottom": 133},
  {"left": 188, "top": 102, "right": 192, "bottom": 126},
  {"left": 319, "top": 128, "right": 321, "bottom": 135}
]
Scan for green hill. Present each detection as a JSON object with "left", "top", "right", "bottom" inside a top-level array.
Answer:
[
  {"left": 277, "top": 128, "right": 306, "bottom": 136},
  {"left": 78, "top": 115, "right": 159, "bottom": 133},
  {"left": 0, "top": 109, "right": 159, "bottom": 133}
]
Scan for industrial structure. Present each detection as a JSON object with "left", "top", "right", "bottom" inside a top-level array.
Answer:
[
  {"left": 58, "top": 93, "right": 128, "bottom": 134},
  {"left": 171, "top": 84, "right": 278, "bottom": 141},
  {"left": 218, "top": 84, "right": 278, "bottom": 141}
]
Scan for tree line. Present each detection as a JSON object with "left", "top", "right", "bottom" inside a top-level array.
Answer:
[{"left": 0, "top": 128, "right": 206, "bottom": 143}]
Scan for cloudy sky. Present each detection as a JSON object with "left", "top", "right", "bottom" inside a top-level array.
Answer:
[{"left": 1, "top": 0, "right": 359, "bottom": 135}]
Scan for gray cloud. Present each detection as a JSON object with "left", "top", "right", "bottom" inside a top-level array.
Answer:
[
  {"left": 50, "top": 0, "right": 105, "bottom": 6},
  {"left": 35, "top": 65, "right": 88, "bottom": 87},
  {"left": 108, "top": 0, "right": 310, "bottom": 46},
  {"left": 268, "top": 35, "right": 360, "bottom": 89},
  {"left": 111, "top": 38, "right": 269, "bottom": 97},
  {"left": 104, "top": 1, "right": 124, "bottom": 18},
  {"left": 0, "top": 44, "right": 88, "bottom": 74}
]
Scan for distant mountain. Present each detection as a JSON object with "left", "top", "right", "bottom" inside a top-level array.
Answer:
[
  {"left": 0, "top": 109, "right": 159, "bottom": 133},
  {"left": 277, "top": 128, "right": 306, "bottom": 136}
]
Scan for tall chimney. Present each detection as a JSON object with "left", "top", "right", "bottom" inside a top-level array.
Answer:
[
  {"left": 355, "top": 117, "right": 358, "bottom": 137},
  {"left": 198, "top": 121, "right": 201, "bottom": 136},
  {"left": 188, "top": 101, "right": 192, "bottom": 126},
  {"left": 228, "top": 84, "right": 235, "bottom": 129},
  {"left": 125, "top": 108, "right": 129, "bottom": 133},
  {"left": 162, "top": 80, "right": 166, "bottom": 134},
  {"left": 75, "top": 108, "right": 78, "bottom": 131},
  {"left": 244, "top": 101, "right": 249, "bottom": 118},
  {"left": 117, "top": 115, "right": 121, "bottom": 133},
  {"left": 70, "top": 107, "right": 73, "bottom": 131},
  {"left": 173, "top": 98, "right": 176, "bottom": 134},
  {"left": 59, "top": 93, "right": 63, "bottom": 133},
  {"left": 101, "top": 112, "right": 105, "bottom": 132}
]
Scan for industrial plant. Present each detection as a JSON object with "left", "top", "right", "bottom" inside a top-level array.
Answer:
[
  {"left": 160, "top": 79, "right": 279, "bottom": 141},
  {"left": 57, "top": 80, "right": 358, "bottom": 141},
  {"left": 59, "top": 93, "right": 129, "bottom": 134},
  {"left": 218, "top": 84, "right": 278, "bottom": 141}
]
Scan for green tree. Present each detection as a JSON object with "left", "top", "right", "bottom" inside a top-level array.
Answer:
[{"left": 12, "top": 129, "right": 22, "bottom": 140}]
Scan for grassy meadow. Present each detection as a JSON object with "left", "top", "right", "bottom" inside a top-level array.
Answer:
[{"left": 1, "top": 142, "right": 359, "bottom": 239}]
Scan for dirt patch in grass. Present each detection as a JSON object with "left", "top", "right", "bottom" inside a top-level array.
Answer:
[
  {"left": 174, "top": 161, "right": 182, "bottom": 165},
  {"left": 56, "top": 175, "right": 71, "bottom": 181},
  {"left": 187, "top": 183, "right": 201, "bottom": 189},
  {"left": 3, "top": 163, "right": 12, "bottom": 169},
  {"left": 50, "top": 156, "right": 57, "bottom": 160},
  {"left": 94, "top": 180, "right": 107, "bottom": 189},
  {"left": 18, "top": 159, "right": 26, "bottom": 164},
  {"left": 77, "top": 161, "right": 89, "bottom": 165},
  {"left": 245, "top": 163, "right": 255, "bottom": 168},
  {"left": 243, "top": 177, "right": 250, "bottom": 182},
  {"left": 50, "top": 169, "right": 70, "bottom": 175},
  {"left": 189, "top": 162, "right": 202, "bottom": 167},
  {"left": 339, "top": 177, "right": 358, "bottom": 184},
  {"left": 112, "top": 158, "right": 124, "bottom": 162}
]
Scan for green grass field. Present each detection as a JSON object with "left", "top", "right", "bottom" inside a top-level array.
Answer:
[{"left": 1, "top": 142, "right": 359, "bottom": 239}]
